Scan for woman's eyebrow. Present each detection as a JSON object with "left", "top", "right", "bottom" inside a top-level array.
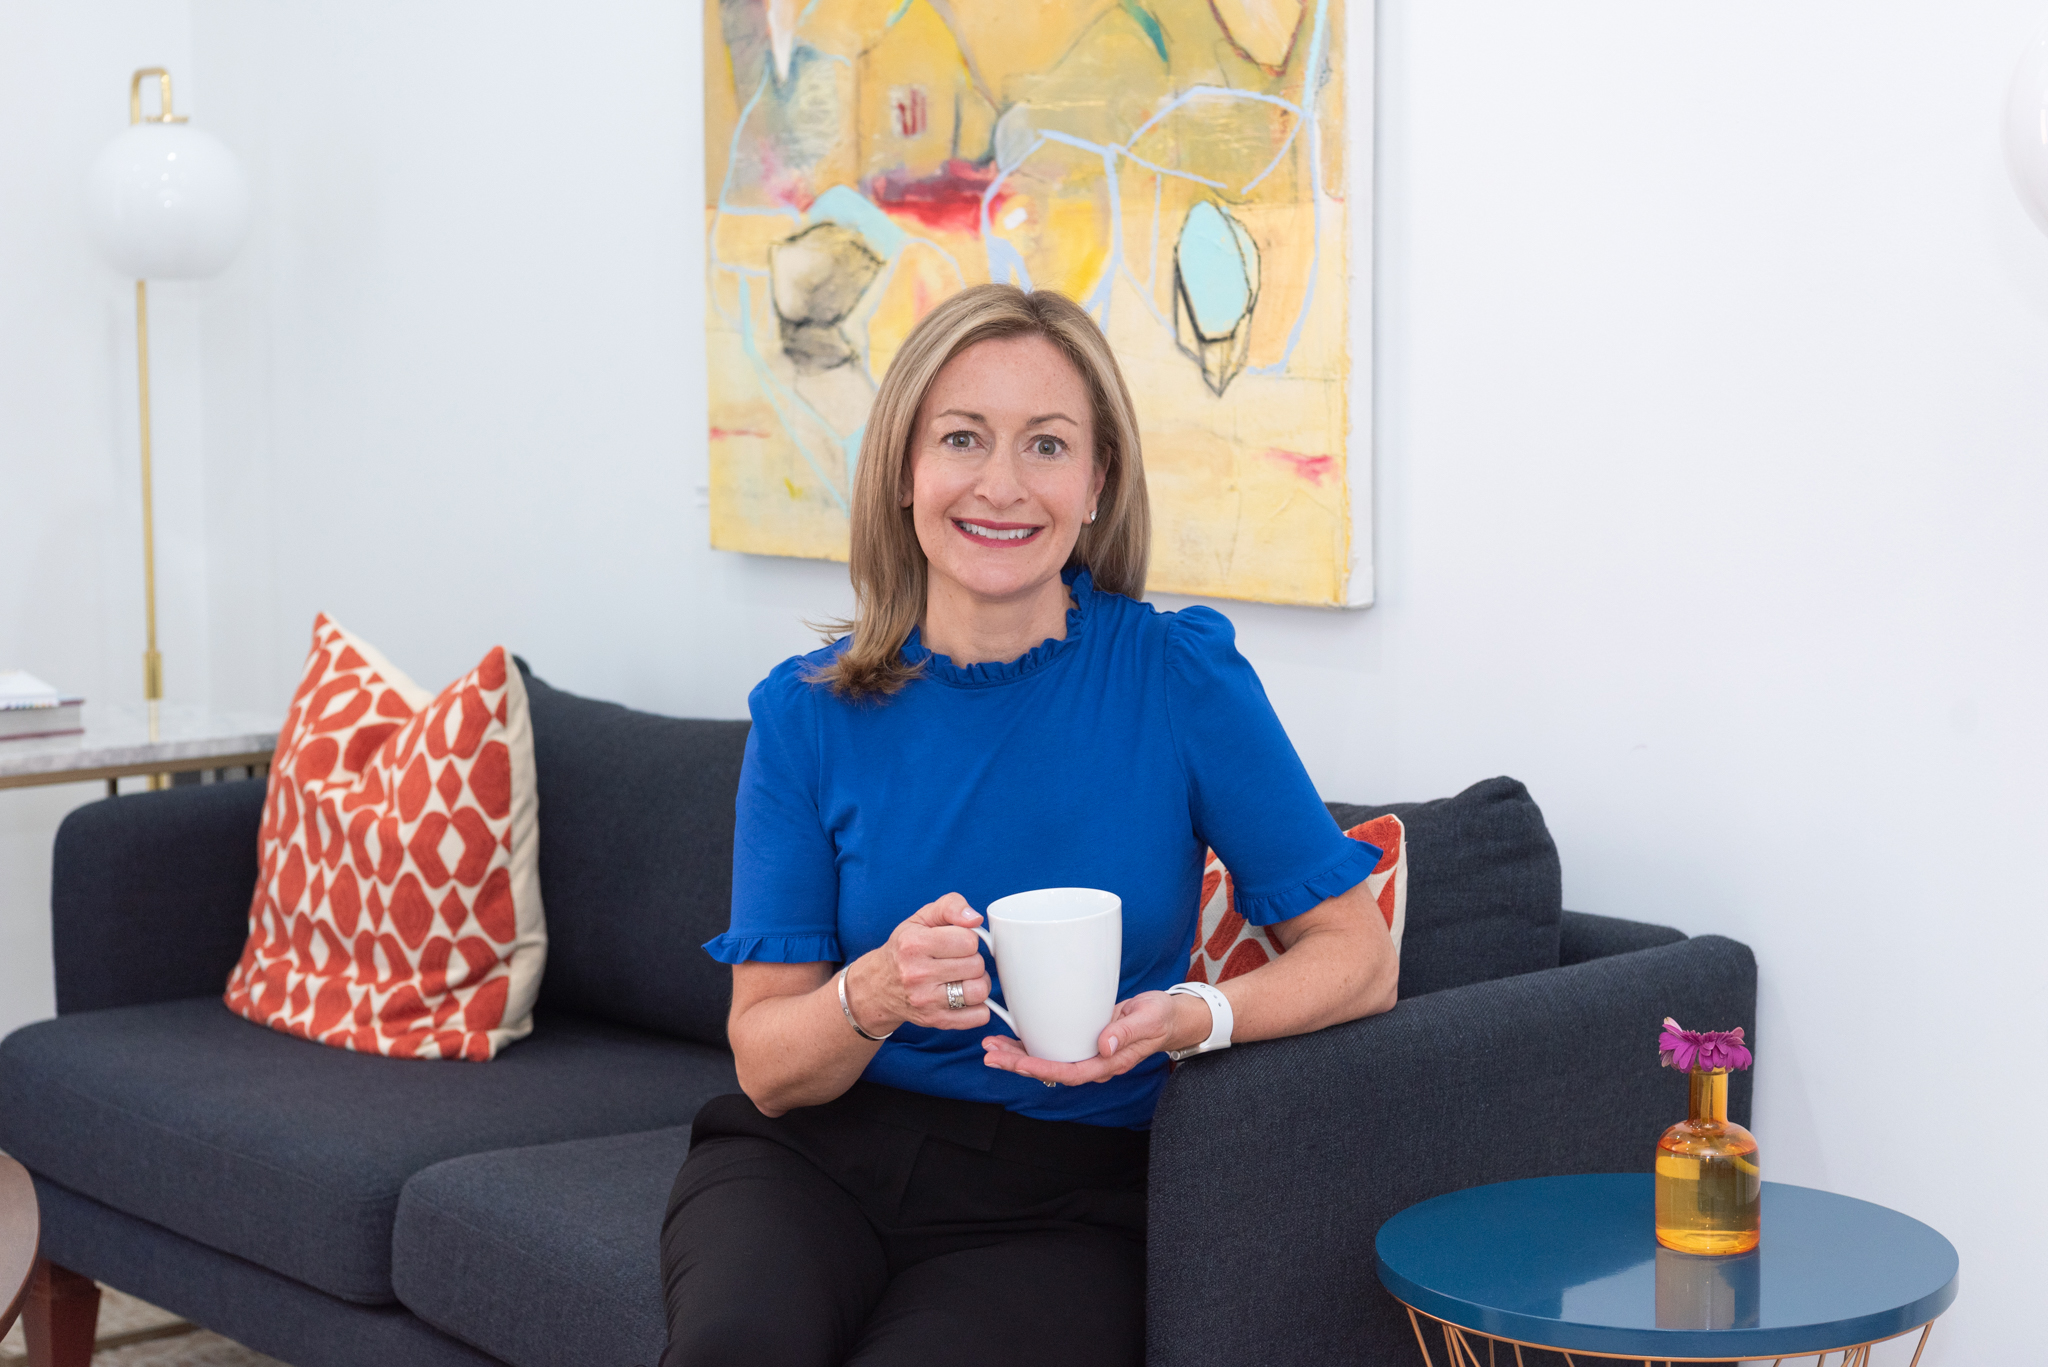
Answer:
[{"left": 932, "top": 408, "right": 1078, "bottom": 427}]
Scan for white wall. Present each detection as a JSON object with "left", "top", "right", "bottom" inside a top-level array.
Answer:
[
  {"left": 4, "top": 1, "right": 2043, "bottom": 1359},
  {"left": 0, "top": 0, "right": 200, "bottom": 1029}
]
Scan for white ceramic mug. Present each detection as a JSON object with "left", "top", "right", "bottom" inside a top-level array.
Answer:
[{"left": 975, "top": 887, "right": 1122, "bottom": 1064}]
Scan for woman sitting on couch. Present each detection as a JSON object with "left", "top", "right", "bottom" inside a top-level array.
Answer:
[{"left": 662, "top": 284, "right": 1399, "bottom": 1367}]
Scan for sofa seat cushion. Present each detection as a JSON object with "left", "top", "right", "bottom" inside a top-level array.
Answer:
[
  {"left": 393, "top": 1127, "right": 690, "bottom": 1367},
  {"left": 0, "top": 998, "right": 736, "bottom": 1305}
]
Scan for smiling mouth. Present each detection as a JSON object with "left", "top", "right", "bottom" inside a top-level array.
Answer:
[{"left": 953, "top": 520, "right": 1043, "bottom": 545}]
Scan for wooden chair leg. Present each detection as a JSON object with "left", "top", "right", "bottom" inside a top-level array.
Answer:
[{"left": 21, "top": 1259, "right": 99, "bottom": 1367}]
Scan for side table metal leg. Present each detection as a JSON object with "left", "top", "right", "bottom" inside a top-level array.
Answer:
[{"left": 1406, "top": 1307, "right": 1439, "bottom": 1367}]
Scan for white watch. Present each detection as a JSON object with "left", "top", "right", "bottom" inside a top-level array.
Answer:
[{"left": 1164, "top": 981, "right": 1233, "bottom": 1061}]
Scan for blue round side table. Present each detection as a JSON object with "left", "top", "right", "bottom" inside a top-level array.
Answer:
[{"left": 1375, "top": 1175, "right": 1957, "bottom": 1366}]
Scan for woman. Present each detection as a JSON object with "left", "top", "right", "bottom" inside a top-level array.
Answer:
[{"left": 662, "top": 285, "right": 1398, "bottom": 1367}]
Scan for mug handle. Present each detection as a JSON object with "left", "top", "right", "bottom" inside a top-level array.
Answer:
[{"left": 973, "top": 926, "right": 1016, "bottom": 1030}]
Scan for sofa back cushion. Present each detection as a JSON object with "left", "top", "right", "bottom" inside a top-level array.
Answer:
[
  {"left": 518, "top": 661, "right": 748, "bottom": 1047},
  {"left": 1326, "top": 776, "right": 1561, "bottom": 998}
]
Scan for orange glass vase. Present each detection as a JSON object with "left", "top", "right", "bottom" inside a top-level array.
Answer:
[{"left": 1654, "top": 1067, "right": 1760, "bottom": 1255}]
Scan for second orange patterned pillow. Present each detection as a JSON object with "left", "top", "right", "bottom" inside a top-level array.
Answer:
[
  {"left": 1186, "top": 816, "right": 1406, "bottom": 984},
  {"left": 224, "top": 614, "right": 546, "bottom": 1060}
]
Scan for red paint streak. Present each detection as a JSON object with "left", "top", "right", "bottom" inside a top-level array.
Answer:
[
  {"left": 1264, "top": 448, "right": 1336, "bottom": 484},
  {"left": 710, "top": 427, "right": 773, "bottom": 440},
  {"left": 864, "top": 159, "right": 1005, "bottom": 235},
  {"left": 892, "top": 87, "right": 927, "bottom": 138}
]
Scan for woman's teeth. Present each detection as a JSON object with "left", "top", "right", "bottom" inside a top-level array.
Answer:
[{"left": 959, "top": 523, "right": 1037, "bottom": 541}]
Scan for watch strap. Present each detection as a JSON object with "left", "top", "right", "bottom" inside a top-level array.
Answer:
[{"left": 1164, "top": 981, "right": 1233, "bottom": 1061}]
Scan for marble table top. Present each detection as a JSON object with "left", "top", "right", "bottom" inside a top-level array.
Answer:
[{"left": 0, "top": 702, "right": 280, "bottom": 788}]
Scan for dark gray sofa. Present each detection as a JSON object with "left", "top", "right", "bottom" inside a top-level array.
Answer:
[{"left": 0, "top": 663, "right": 1755, "bottom": 1367}]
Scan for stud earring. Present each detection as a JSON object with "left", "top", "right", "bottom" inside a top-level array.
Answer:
[{"left": 1086, "top": 508, "right": 1097, "bottom": 524}]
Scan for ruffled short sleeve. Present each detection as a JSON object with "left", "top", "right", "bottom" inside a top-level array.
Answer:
[
  {"left": 1166, "top": 607, "right": 1381, "bottom": 925},
  {"left": 702, "top": 662, "right": 844, "bottom": 965}
]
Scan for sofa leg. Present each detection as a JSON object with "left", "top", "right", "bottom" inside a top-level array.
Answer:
[{"left": 21, "top": 1259, "right": 100, "bottom": 1367}]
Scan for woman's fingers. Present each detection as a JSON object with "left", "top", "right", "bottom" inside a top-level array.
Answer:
[
  {"left": 915, "top": 973, "right": 989, "bottom": 1010},
  {"left": 924, "top": 1004, "right": 993, "bottom": 1030},
  {"left": 906, "top": 924, "right": 983, "bottom": 961},
  {"left": 979, "top": 992, "right": 1181, "bottom": 1083},
  {"left": 982, "top": 1045, "right": 1125, "bottom": 1086},
  {"left": 909, "top": 892, "right": 983, "bottom": 929},
  {"left": 897, "top": 894, "right": 985, "bottom": 965},
  {"left": 979, "top": 1025, "right": 1163, "bottom": 1085},
  {"left": 1095, "top": 992, "right": 1175, "bottom": 1058},
  {"left": 893, "top": 962, "right": 995, "bottom": 1030}
]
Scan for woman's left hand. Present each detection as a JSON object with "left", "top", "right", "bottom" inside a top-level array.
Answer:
[{"left": 979, "top": 990, "right": 1189, "bottom": 1085}]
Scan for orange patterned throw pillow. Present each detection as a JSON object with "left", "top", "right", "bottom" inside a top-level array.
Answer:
[
  {"left": 224, "top": 615, "right": 545, "bottom": 1060},
  {"left": 1186, "top": 816, "right": 1406, "bottom": 984}
]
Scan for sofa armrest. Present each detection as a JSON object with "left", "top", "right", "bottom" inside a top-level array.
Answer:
[
  {"left": 1559, "top": 908, "right": 1686, "bottom": 965},
  {"left": 1145, "top": 934, "right": 1756, "bottom": 1367},
  {"left": 51, "top": 779, "right": 265, "bottom": 1014}
]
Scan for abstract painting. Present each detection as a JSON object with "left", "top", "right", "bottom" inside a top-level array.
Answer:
[{"left": 706, "top": 0, "right": 1366, "bottom": 606}]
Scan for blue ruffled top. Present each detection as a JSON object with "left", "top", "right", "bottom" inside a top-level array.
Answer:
[
  {"left": 895, "top": 587, "right": 1087, "bottom": 688},
  {"left": 705, "top": 568, "right": 1380, "bottom": 1128}
]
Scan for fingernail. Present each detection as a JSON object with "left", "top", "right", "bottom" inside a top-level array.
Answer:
[{"left": 1107, "top": 1036, "right": 1119, "bottom": 1053}]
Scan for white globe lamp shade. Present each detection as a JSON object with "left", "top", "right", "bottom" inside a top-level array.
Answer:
[
  {"left": 85, "top": 121, "right": 250, "bottom": 279},
  {"left": 2006, "top": 23, "right": 2048, "bottom": 238}
]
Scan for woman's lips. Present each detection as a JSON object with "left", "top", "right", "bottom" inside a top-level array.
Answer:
[{"left": 953, "top": 520, "right": 1044, "bottom": 546}]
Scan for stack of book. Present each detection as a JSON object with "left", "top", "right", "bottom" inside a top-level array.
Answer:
[{"left": 0, "top": 670, "right": 85, "bottom": 741}]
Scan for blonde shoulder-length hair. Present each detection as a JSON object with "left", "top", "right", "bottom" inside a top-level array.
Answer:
[{"left": 808, "top": 284, "right": 1151, "bottom": 700}]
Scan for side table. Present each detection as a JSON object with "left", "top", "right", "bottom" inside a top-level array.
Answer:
[
  {"left": 1375, "top": 1174, "right": 1957, "bottom": 1366},
  {"left": 0, "top": 703, "right": 276, "bottom": 796},
  {"left": 0, "top": 1154, "right": 38, "bottom": 1341}
]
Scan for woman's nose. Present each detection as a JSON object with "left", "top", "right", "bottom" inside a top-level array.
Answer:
[{"left": 974, "top": 448, "right": 1026, "bottom": 507}]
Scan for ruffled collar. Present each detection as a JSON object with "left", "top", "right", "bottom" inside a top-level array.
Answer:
[{"left": 902, "top": 568, "right": 1092, "bottom": 688}]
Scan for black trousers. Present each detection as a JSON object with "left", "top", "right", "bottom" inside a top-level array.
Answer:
[{"left": 660, "top": 1082, "right": 1148, "bottom": 1367}]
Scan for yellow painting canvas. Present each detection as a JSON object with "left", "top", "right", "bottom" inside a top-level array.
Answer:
[{"left": 705, "top": 0, "right": 1365, "bottom": 606}]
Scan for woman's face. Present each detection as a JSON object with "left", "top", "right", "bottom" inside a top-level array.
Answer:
[{"left": 906, "top": 333, "right": 1106, "bottom": 609}]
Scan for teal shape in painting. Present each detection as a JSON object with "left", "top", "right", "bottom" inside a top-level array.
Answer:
[
  {"left": 1175, "top": 200, "right": 1258, "bottom": 342},
  {"left": 807, "top": 185, "right": 907, "bottom": 262}
]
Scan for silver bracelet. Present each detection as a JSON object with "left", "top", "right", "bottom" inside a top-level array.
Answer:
[{"left": 837, "top": 967, "right": 894, "bottom": 1043}]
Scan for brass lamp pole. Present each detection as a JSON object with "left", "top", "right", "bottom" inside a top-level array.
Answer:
[
  {"left": 130, "top": 70, "right": 182, "bottom": 780},
  {"left": 87, "top": 68, "right": 249, "bottom": 789}
]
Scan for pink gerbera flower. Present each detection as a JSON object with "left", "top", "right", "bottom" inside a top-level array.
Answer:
[{"left": 1659, "top": 1017, "right": 1753, "bottom": 1072}]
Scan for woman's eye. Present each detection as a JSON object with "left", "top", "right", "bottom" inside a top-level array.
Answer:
[
  {"left": 942, "top": 432, "right": 975, "bottom": 449},
  {"left": 1031, "top": 437, "right": 1063, "bottom": 457}
]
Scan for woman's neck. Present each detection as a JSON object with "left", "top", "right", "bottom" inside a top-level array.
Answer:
[{"left": 919, "top": 572, "right": 1074, "bottom": 667}]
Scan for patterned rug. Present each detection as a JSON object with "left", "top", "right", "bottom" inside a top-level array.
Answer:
[{"left": 0, "top": 1287, "right": 288, "bottom": 1366}]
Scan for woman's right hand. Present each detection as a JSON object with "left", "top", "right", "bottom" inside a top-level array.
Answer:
[{"left": 843, "top": 892, "right": 995, "bottom": 1034}]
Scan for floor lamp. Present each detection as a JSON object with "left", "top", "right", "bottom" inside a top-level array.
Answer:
[
  {"left": 2009, "top": 22, "right": 2048, "bottom": 237},
  {"left": 84, "top": 68, "right": 250, "bottom": 784}
]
